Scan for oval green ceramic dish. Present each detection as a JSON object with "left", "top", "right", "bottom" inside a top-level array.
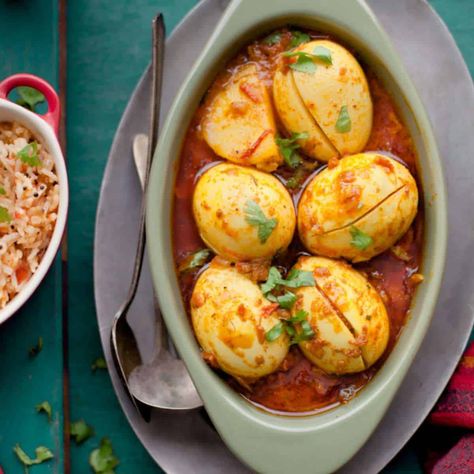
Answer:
[{"left": 146, "top": 0, "right": 447, "bottom": 472}]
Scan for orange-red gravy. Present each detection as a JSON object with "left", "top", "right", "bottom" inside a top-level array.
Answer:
[{"left": 172, "top": 28, "right": 423, "bottom": 414}]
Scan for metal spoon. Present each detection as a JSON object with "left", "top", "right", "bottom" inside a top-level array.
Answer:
[{"left": 110, "top": 14, "right": 201, "bottom": 421}]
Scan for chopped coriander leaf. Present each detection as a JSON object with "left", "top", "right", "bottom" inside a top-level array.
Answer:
[
  {"left": 178, "top": 248, "right": 212, "bottom": 273},
  {"left": 70, "top": 419, "right": 94, "bottom": 444},
  {"left": 263, "top": 32, "right": 281, "bottom": 45},
  {"left": 275, "top": 132, "right": 308, "bottom": 169},
  {"left": 0, "top": 186, "right": 6, "bottom": 195},
  {"left": 300, "top": 319, "right": 315, "bottom": 338},
  {"left": 89, "top": 438, "right": 119, "bottom": 474},
  {"left": 16, "top": 86, "right": 45, "bottom": 112},
  {"left": 283, "top": 51, "right": 317, "bottom": 74},
  {"left": 312, "top": 45, "right": 332, "bottom": 64},
  {"left": 261, "top": 267, "right": 315, "bottom": 294},
  {"left": 260, "top": 266, "right": 282, "bottom": 294},
  {"left": 350, "top": 226, "right": 373, "bottom": 250},
  {"left": 284, "top": 268, "right": 315, "bottom": 288},
  {"left": 13, "top": 444, "right": 54, "bottom": 469},
  {"left": 29, "top": 336, "right": 43, "bottom": 357},
  {"left": 244, "top": 200, "right": 278, "bottom": 244},
  {"left": 265, "top": 322, "right": 284, "bottom": 342},
  {"left": 285, "top": 325, "right": 296, "bottom": 337},
  {"left": 91, "top": 356, "right": 107, "bottom": 371},
  {"left": 290, "top": 30, "right": 310, "bottom": 48},
  {"left": 0, "top": 206, "right": 12, "bottom": 223},
  {"left": 335, "top": 105, "right": 352, "bottom": 133},
  {"left": 18, "top": 141, "right": 41, "bottom": 167},
  {"left": 36, "top": 401, "right": 52, "bottom": 422},
  {"left": 275, "top": 291, "right": 297, "bottom": 309},
  {"left": 288, "top": 309, "right": 309, "bottom": 323}
]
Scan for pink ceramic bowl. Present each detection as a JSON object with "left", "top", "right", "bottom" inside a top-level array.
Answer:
[{"left": 0, "top": 74, "right": 68, "bottom": 324}]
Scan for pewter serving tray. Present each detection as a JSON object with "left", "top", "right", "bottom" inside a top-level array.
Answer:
[{"left": 94, "top": 1, "right": 474, "bottom": 472}]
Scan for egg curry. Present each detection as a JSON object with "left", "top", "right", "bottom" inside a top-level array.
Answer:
[{"left": 173, "top": 28, "right": 424, "bottom": 414}]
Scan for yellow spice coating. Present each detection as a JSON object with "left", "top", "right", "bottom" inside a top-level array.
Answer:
[
  {"left": 298, "top": 152, "right": 419, "bottom": 262},
  {"left": 191, "top": 262, "right": 290, "bottom": 379},
  {"left": 202, "top": 63, "right": 281, "bottom": 172},
  {"left": 292, "top": 256, "right": 389, "bottom": 374},
  {"left": 273, "top": 66, "right": 338, "bottom": 162},
  {"left": 193, "top": 163, "right": 296, "bottom": 261},
  {"left": 291, "top": 40, "right": 373, "bottom": 156}
]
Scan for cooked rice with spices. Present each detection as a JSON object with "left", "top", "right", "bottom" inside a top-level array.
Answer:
[{"left": 0, "top": 122, "right": 59, "bottom": 308}]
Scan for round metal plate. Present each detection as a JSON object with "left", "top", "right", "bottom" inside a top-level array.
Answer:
[{"left": 94, "top": 0, "right": 474, "bottom": 472}]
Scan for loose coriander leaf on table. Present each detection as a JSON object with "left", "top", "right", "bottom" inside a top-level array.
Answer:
[
  {"left": 13, "top": 444, "right": 54, "bottom": 468},
  {"left": 16, "top": 86, "right": 45, "bottom": 112},
  {"left": 0, "top": 206, "right": 12, "bottom": 223},
  {"left": 29, "top": 336, "right": 43, "bottom": 357},
  {"left": 92, "top": 356, "right": 107, "bottom": 371},
  {"left": 244, "top": 200, "right": 277, "bottom": 244},
  {"left": 17, "top": 141, "right": 42, "bottom": 167},
  {"left": 70, "top": 419, "right": 94, "bottom": 444},
  {"left": 36, "top": 401, "right": 52, "bottom": 422},
  {"left": 263, "top": 31, "right": 281, "bottom": 45},
  {"left": 350, "top": 226, "right": 373, "bottom": 250},
  {"left": 290, "top": 30, "right": 310, "bottom": 48},
  {"left": 89, "top": 438, "right": 119, "bottom": 474},
  {"left": 265, "top": 322, "right": 284, "bottom": 342},
  {"left": 335, "top": 105, "right": 352, "bottom": 133},
  {"left": 34, "top": 447, "right": 54, "bottom": 463},
  {"left": 312, "top": 45, "right": 332, "bottom": 64}
]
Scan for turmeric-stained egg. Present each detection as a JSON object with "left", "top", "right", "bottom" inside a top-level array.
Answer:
[
  {"left": 191, "top": 262, "right": 290, "bottom": 379},
  {"left": 298, "top": 152, "right": 418, "bottom": 262},
  {"left": 273, "top": 39, "right": 372, "bottom": 158},
  {"left": 291, "top": 256, "right": 389, "bottom": 374},
  {"left": 202, "top": 63, "right": 281, "bottom": 172},
  {"left": 193, "top": 163, "right": 296, "bottom": 261}
]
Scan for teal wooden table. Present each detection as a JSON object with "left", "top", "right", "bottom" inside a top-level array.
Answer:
[{"left": 0, "top": 1, "right": 472, "bottom": 472}]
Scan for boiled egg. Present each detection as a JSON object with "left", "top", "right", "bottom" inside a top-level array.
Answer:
[
  {"left": 202, "top": 64, "right": 281, "bottom": 172},
  {"left": 191, "top": 261, "right": 290, "bottom": 379},
  {"left": 273, "top": 39, "right": 372, "bottom": 160},
  {"left": 193, "top": 163, "right": 295, "bottom": 261},
  {"left": 291, "top": 256, "right": 389, "bottom": 374},
  {"left": 298, "top": 152, "right": 418, "bottom": 262}
]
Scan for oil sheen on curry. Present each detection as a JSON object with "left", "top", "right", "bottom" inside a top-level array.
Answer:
[{"left": 173, "top": 28, "right": 424, "bottom": 414}]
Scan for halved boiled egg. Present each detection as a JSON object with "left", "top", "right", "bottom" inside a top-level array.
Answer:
[
  {"left": 298, "top": 152, "right": 418, "bottom": 262},
  {"left": 193, "top": 163, "right": 295, "bottom": 261},
  {"left": 291, "top": 256, "right": 389, "bottom": 374},
  {"left": 191, "top": 261, "right": 290, "bottom": 379},
  {"left": 273, "top": 39, "right": 372, "bottom": 160},
  {"left": 202, "top": 63, "right": 281, "bottom": 172}
]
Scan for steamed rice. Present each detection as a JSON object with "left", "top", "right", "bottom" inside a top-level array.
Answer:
[{"left": 0, "top": 122, "right": 59, "bottom": 308}]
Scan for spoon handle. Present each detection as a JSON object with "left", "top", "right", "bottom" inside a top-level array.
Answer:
[{"left": 122, "top": 15, "right": 165, "bottom": 312}]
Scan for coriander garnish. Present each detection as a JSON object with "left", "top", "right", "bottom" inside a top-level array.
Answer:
[
  {"left": 70, "top": 419, "right": 94, "bottom": 444},
  {"left": 16, "top": 87, "right": 45, "bottom": 112},
  {"left": 263, "top": 32, "right": 281, "bottom": 45},
  {"left": 335, "top": 105, "right": 352, "bottom": 133},
  {"left": 35, "top": 401, "right": 52, "bottom": 422},
  {"left": 312, "top": 45, "right": 333, "bottom": 64},
  {"left": 289, "top": 30, "right": 310, "bottom": 48},
  {"left": 275, "top": 132, "right": 308, "bottom": 168},
  {"left": 89, "top": 438, "right": 119, "bottom": 474},
  {"left": 260, "top": 266, "right": 315, "bottom": 295},
  {"left": 350, "top": 226, "right": 373, "bottom": 250},
  {"left": 18, "top": 141, "right": 42, "bottom": 167},
  {"left": 13, "top": 444, "right": 54, "bottom": 472},
  {"left": 265, "top": 309, "right": 315, "bottom": 345},
  {"left": 244, "top": 200, "right": 277, "bottom": 244},
  {"left": 283, "top": 51, "right": 317, "bottom": 74},
  {"left": 91, "top": 356, "right": 107, "bottom": 371},
  {"left": 0, "top": 206, "right": 12, "bottom": 223},
  {"left": 178, "top": 248, "right": 212, "bottom": 273}
]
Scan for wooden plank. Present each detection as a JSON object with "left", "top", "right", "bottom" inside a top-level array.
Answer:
[
  {"left": 66, "top": 1, "right": 198, "bottom": 472},
  {"left": 0, "top": 2, "right": 63, "bottom": 472}
]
